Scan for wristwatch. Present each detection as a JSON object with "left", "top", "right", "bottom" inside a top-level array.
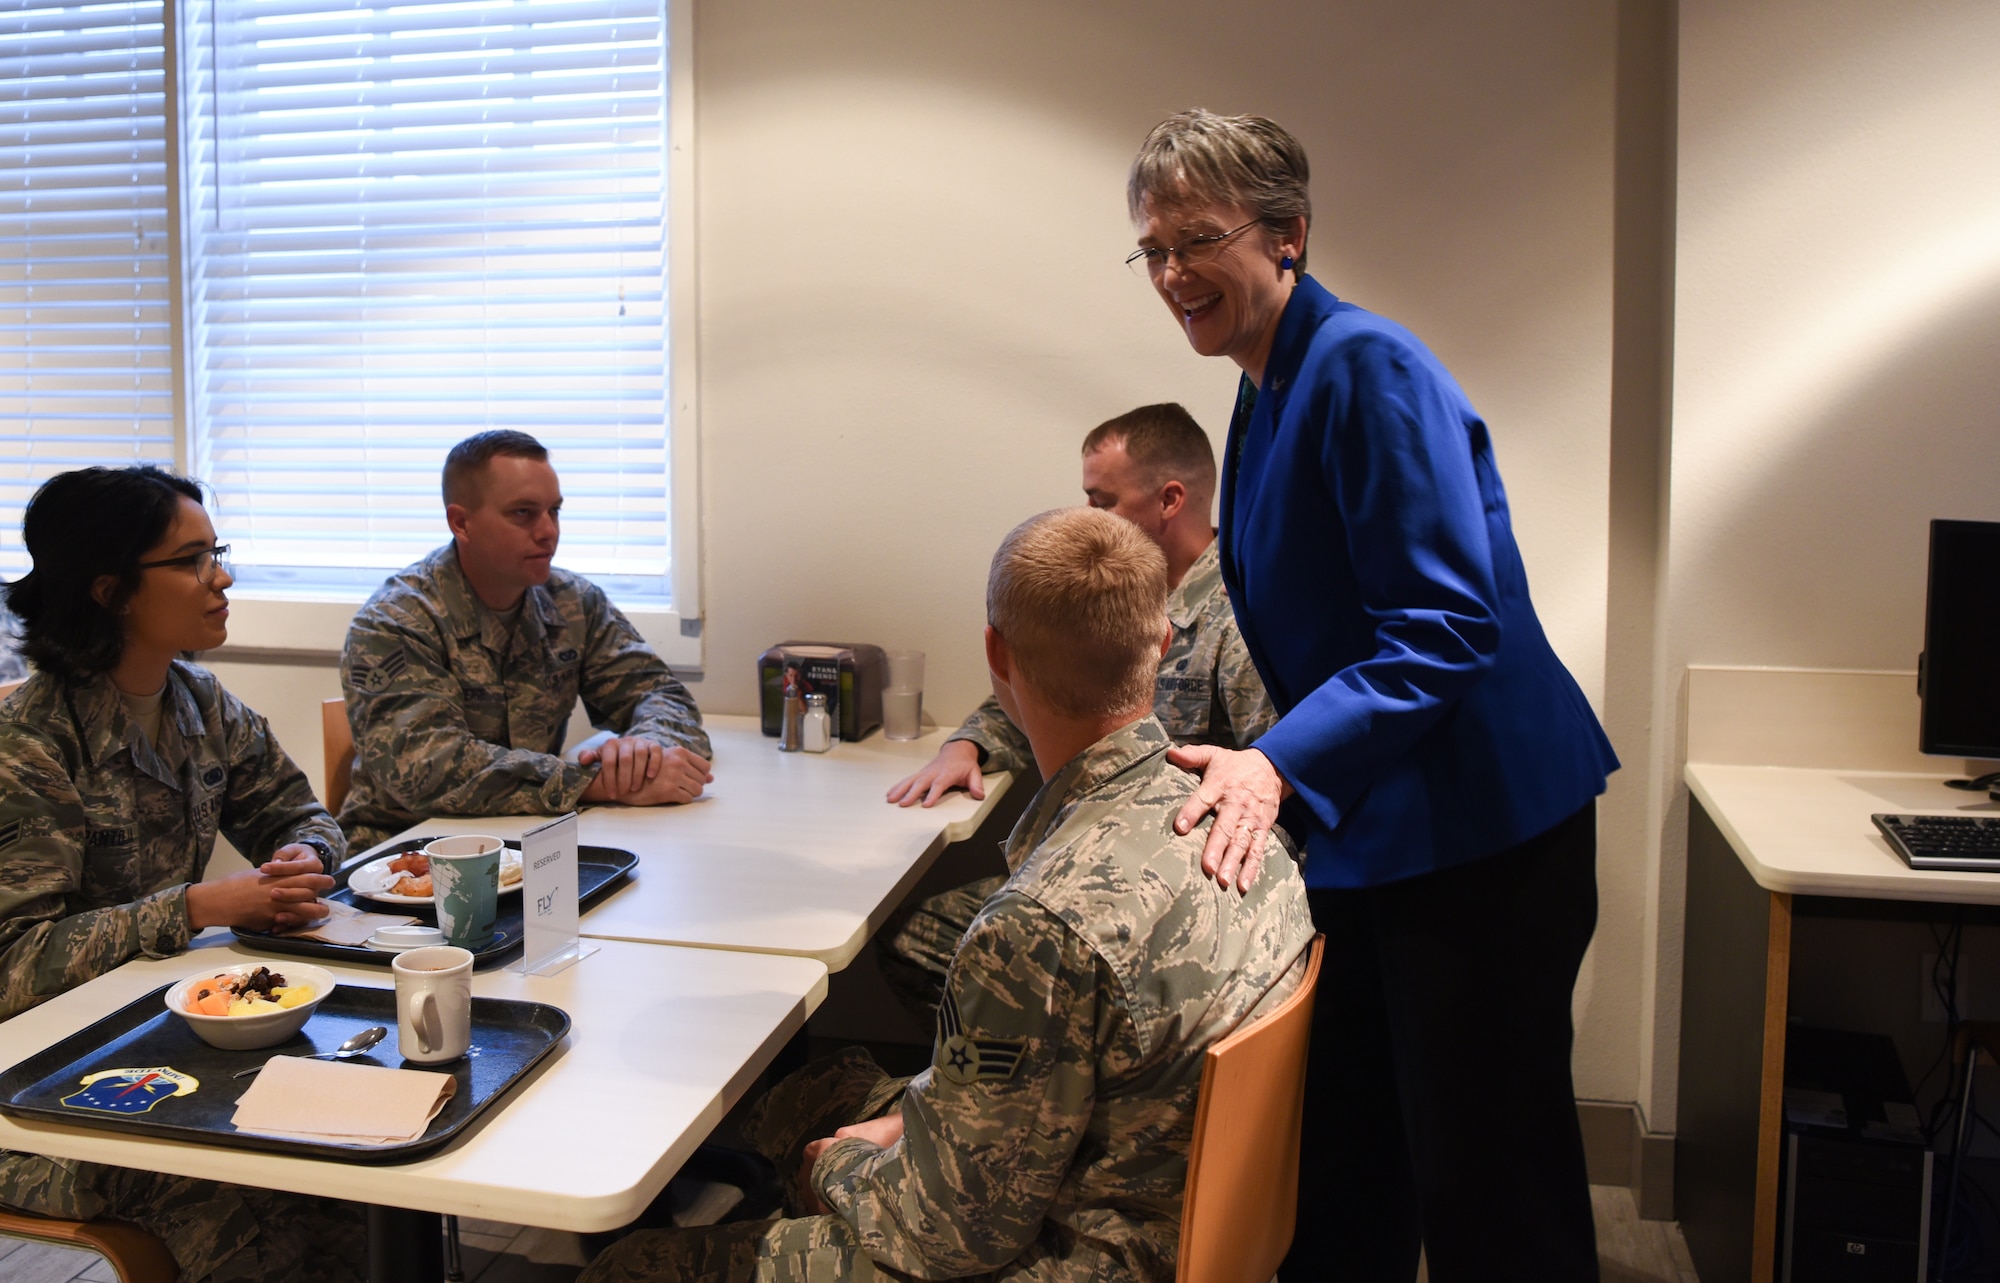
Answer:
[{"left": 291, "top": 834, "right": 339, "bottom": 867}]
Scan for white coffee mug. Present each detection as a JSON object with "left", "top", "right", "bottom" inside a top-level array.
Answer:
[{"left": 392, "top": 945, "right": 473, "bottom": 1064}]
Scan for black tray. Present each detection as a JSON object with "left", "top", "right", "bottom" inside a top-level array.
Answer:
[
  {"left": 233, "top": 838, "right": 637, "bottom": 970},
  {"left": 0, "top": 983, "right": 569, "bottom": 1163}
]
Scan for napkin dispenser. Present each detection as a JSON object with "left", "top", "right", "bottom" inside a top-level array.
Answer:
[{"left": 758, "top": 642, "right": 887, "bottom": 742}]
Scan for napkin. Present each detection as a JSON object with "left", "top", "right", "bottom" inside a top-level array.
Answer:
[
  {"left": 232, "top": 1054, "right": 457, "bottom": 1145},
  {"left": 278, "top": 897, "right": 418, "bottom": 946}
]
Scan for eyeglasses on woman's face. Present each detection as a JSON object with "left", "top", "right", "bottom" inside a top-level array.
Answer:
[
  {"left": 137, "top": 544, "right": 231, "bottom": 586},
  {"left": 1124, "top": 219, "right": 1262, "bottom": 275}
]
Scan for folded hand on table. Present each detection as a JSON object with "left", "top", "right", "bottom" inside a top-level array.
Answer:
[
  {"left": 1168, "top": 745, "right": 1293, "bottom": 893},
  {"left": 580, "top": 738, "right": 713, "bottom": 805},
  {"left": 799, "top": 1112, "right": 907, "bottom": 1214},
  {"left": 186, "top": 844, "right": 335, "bottom": 932},
  {"left": 885, "top": 738, "right": 985, "bottom": 808}
]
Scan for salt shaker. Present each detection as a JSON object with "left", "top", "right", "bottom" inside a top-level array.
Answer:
[
  {"left": 779, "top": 670, "right": 806, "bottom": 752},
  {"left": 802, "top": 692, "right": 833, "bottom": 753}
]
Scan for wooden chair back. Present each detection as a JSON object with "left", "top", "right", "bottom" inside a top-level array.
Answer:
[
  {"left": 321, "top": 696, "right": 354, "bottom": 815},
  {"left": 1176, "top": 934, "right": 1325, "bottom": 1283},
  {"left": 0, "top": 1210, "right": 178, "bottom": 1283},
  {"left": 0, "top": 679, "right": 24, "bottom": 702}
]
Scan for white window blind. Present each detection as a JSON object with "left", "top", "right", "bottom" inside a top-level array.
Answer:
[
  {"left": 0, "top": 0, "right": 175, "bottom": 578},
  {"left": 183, "top": 0, "right": 673, "bottom": 596}
]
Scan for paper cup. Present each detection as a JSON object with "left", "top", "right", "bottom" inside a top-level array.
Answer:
[{"left": 424, "top": 834, "right": 503, "bottom": 950}]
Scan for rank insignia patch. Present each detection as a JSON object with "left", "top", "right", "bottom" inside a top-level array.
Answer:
[
  {"left": 934, "top": 990, "right": 1026, "bottom": 1086},
  {"left": 61, "top": 1067, "right": 199, "bottom": 1115}
]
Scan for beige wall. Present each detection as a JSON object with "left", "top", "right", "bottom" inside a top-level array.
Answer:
[
  {"left": 209, "top": 0, "right": 1635, "bottom": 1090},
  {"left": 1636, "top": 0, "right": 2000, "bottom": 1129}
]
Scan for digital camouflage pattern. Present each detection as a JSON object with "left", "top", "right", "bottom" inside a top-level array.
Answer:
[
  {"left": 0, "top": 663, "right": 359, "bottom": 1282},
  {"left": 338, "top": 545, "right": 710, "bottom": 850},
  {"left": 0, "top": 1152, "right": 367, "bottom": 1283},
  {"left": 583, "top": 717, "right": 1313, "bottom": 1283},
  {"left": 0, "top": 663, "right": 342, "bottom": 1021},
  {"left": 945, "top": 541, "right": 1275, "bottom": 774},
  {"left": 886, "top": 542, "right": 1281, "bottom": 1021}
]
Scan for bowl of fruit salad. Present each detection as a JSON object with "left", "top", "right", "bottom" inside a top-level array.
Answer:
[{"left": 167, "top": 962, "right": 336, "bottom": 1050}]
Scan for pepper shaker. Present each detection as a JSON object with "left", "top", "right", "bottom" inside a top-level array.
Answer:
[{"left": 779, "top": 668, "right": 806, "bottom": 752}]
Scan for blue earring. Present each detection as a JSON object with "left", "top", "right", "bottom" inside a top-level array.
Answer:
[{"left": 1280, "top": 255, "right": 1295, "bottom": 272}]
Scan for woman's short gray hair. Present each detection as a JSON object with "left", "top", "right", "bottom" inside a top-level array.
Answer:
[{"left": 1127, "top": 109, "right": 1312, "bottom": 272}]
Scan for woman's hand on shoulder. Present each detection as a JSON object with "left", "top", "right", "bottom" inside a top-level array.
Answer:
[
  {"left": 185, "top": 844, "right": 334, "bottom": 932},
  {"left": 1167, "top": 745, "right": 1292, "bottom": 893}
]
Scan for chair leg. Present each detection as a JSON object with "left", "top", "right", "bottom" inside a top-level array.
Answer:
[{"left": 444, "top": 1214, "right": 465, "bottom": 1282}]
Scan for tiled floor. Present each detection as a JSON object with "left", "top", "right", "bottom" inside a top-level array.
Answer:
[{"left": 3, "top": 1186, "right": 1699, "bottom": 1283}]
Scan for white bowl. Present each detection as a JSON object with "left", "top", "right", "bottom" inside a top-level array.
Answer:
[{"left": 166, "top": 962, "right": 336, "bottom": 1051}]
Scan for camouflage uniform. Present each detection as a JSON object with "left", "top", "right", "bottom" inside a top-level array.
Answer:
[
  {"left": 0, "top": 663, "right": 365, "bottom": 1283},
  {"left": 881, "top": 540, "right": 1277, "bottom": 1019},
  {"left": 338, "top": 544, "right": 710, "bottom": 851},
  {"left": 582, "top": 716, "right": 1314, "bottom": 1283},
  {"left": 944, "top": 541, "right": 1274, "bottom": 775}
]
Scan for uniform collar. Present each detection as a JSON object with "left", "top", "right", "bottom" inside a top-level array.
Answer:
[
  {"left": 74, "top": 664, "right": 206, "bottom": 777},
  {"left": 1168, "top": 539, "right": 1224, "bottom": 630},
  {"left": 428, "top": 544, "right": 563, "bottom": 652},
  {"left": 1003, "top": 715, "right": 1172, "bottom": 872}
]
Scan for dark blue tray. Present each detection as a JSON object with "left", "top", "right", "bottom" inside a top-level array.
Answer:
[
  {"left": 0, "top": 982, "right": 568, "bottom": 1163},
  {"left": 232, "top": 837, "right": 636, "bottom": 970}
]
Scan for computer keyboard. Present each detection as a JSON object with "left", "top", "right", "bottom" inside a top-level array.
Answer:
[{"left": 1873, "top": 813, "right": 2000, "bottom": 871}]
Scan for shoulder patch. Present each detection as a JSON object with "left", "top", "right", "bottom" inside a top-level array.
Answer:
[
  {"left": 934, "top": 988, "right": 1026, "bottom": 1086},
  {"left": 350, "top": 647, "right": 410, "bottom": 694}
]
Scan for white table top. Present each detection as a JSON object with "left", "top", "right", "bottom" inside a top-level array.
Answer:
[
  {"left": 1684, "top": 761, "right": 2000, "bottom": 905},
  {"left": 0, "top": 934, "right": 827, "bottom": 1232},
  {"left": 372, "top": 715, "right": 1015, "bottom": 969}
]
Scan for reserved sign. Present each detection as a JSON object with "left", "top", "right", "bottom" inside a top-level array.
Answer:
[{"left": 519, "top": 812, "right": 596, "bottom": 976}]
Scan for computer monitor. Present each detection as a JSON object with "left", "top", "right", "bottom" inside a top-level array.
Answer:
[{"left": 1919, "top": 519, "right": 2000, "bottom": 787}]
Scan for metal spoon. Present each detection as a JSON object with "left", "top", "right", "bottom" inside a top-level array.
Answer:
[{"left": 233, "top": 1025, "right": 389, "bottom": 1078}]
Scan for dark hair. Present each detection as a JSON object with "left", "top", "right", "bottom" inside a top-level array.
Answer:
[
  {"left": 3, "top": 466, "right": 205, "bottom": 678},
  {"left": 442, "top": 431, "right": 549, "bottom": 507},
  {"left": 1081, "top": 402, "right": 1218, "bottom": 501}
]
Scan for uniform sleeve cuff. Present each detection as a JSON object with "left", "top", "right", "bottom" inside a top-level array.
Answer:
[
  {"left": 140, "top": 884, "right": 194, "bottom": 957},
  {"left": 810, "top": 1136, "right": 882, "bottom": 1215}
]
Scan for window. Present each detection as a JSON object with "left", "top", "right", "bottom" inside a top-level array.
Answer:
[
  {"left": 0, "top": 0, "right": 176, "bottom": 578},
  {"left": 1, "top": 0, "right": 696, "bottom": 631}
]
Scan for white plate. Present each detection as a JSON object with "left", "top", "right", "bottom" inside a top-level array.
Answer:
[{"left": 349, "top": 848, "right": 524, "bottom": 905}]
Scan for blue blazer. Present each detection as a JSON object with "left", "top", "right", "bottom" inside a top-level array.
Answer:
[{"left": 1220, "top": 276, "right": 1617, "bottom": 889}]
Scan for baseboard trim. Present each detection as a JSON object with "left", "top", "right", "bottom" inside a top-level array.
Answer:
[{"left": 1579, "top": 1100, "right": 1675, "bottom": 1220}]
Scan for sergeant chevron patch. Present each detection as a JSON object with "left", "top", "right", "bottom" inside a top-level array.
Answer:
[{"left": 934, "top": 988, "right": 1026, "bottom": 1086}]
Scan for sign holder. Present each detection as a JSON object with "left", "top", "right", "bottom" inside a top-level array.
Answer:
[{"left": 516, "top": 812, "right": 597, "bottom": 976}]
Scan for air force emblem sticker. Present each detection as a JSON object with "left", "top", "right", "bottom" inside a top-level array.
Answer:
[
  {"left": 61, "top": 1067, "right": 199, "bottom": 1115},
  {"left": 934, "top": 989, "right": 1026, "bottom": 1087}
]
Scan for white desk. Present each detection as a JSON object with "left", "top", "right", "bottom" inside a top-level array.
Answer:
[
  {"left": 1685, "top": 763, "right": 2000, "bottom": 905},
  {"left": 372, "top": 715, "right": 1015, "bottom": 969},
  {"left": 0, "top": 933, "right": 826, "bottom": 1233},
  {"left": 1679, "top": 760, "right": 2000, "bottom": 1281}
]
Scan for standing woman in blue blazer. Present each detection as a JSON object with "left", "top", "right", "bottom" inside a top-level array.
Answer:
[{"left": 1125, "top": 111, "right": 1619, "bottom": 1281}]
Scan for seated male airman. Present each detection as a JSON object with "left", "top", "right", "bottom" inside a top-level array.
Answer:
[
  {"left": 338, "top": 431, "right": 711, "bottom": 850},
  {"left": 580, "top": 506, "right": 1313, "bottom": 1283},
  {"left": 878, "top": 402, "right": 1277, "bottom": 1024}
]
